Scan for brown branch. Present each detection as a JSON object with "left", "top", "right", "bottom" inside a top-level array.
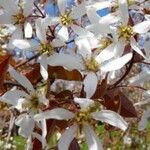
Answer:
[
  {"left": 110, "top": 85, "right": 147, "bottom": 91},
  {"left": 14, "top": 52, "right": 41, "bottom": 69},
  {"left": 109, "top": 52, "right": 135, "bottom": 89}
]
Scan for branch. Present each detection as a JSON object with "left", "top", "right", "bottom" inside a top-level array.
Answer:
[
  {"left": 14, "top": 52, "right": 41, "bottom": 69},
  {"left": 109, "top": 52, "right": 135, "bottom": 89}
]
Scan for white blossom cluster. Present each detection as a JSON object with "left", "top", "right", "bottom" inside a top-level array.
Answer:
[{"left": 0, "top": 0, "right": 150, "bottom": 149}]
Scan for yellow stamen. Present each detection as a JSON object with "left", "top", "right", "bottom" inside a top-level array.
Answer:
[
  {"left": 40, "top": 43, "right": 54, "bottom": 55},
  {"left": 60, "top": 13, "right": 73, "bottom": 26},
  {"left": 119, "top": 25, "right": 134, "bottom": 41},
  {"left": 12, "top": 9, "right": 25, "bottom": 25},
  {"left": 85, "top": 57, "right": 100, "bottom": 72}
]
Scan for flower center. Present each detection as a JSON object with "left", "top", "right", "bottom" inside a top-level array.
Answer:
[
  {"left": 75, "top": 110, "right": 91, "bottom": 125},
  {"left": 60, "top": 13, "right": 73, "bottom": 26},
  {"left": 40, "top": 43, "right": 54, "bottom": 55},
  {"left": 119, "top": 25, "right": 134, "bottom": 41},
  {"left": 99, "top": 38, "right": 112, "bottom": 51},
  {"left": 85, "top": 57, "right": 100, "bottom": 72},
  {"left": 23, "top": 93, "right": 41, "bottom": 111},
  {"left": 12, "top": 10, "right": 25, "bottom": 25}
]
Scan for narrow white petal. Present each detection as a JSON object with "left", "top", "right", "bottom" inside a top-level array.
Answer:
[
  {"left": 43, "top": 16, "right": 59, "bottom": 28},
  {"left": 71, "top": 2, "right": 86, "bottom": 19},
  {"left": 47, "top": 53, "right": 84, "bottom": 70},
  {"left": 133, "top": 21, "right": 150, "bottom": 34},
  {"left": 101, "top": 53, "right": 133, "bottom": 72},
  {"left": 90, "top": 1, "right": 111, "bottom": 10},
  {"left": 83, "top": 125, "right": 103, "bottom": 150},
  {"left": 51, "top": 38, "right": 65, "bottom": 47},
  {"left": 57, "top": 0, "right": 67, "bottom": 14},
  {"left": 34, "top": 108, "right": 75, "bottom": 121},
  {"left": 8, "top": 66, "right": 35, "bottom": 93},
  {"left": 113, "top": 40, "right": 125, "bottom": 57},
  {"left": 130, "top": 37, "right": 145, "bottom": 58},
  {"left": 23, "top": 0, "right": 34, "bottom": 17},
  {"left": 17, "top": 115, "right": 35, "bottom": 138},
  {"left": 86, "top": 7, "right": 101, "bottom": 23},
  {"left": 1, "top": 90, "right": 28, "bottom": 106},
  {"left": 74, "top": 98, "right": 94, "bottom": 109},
  {"left": 57, "top": 26, "right": 69, "bottom": 42},
  {"left": 11, "top": 27, "right": 23, "bottom": 39},
  {"left": 0, "top": 14, "right": 12, "bottom": 24},
  {"left": 144, "top": 40, "right": 150, "bottom": 59},
  {"left": 58, "top": 125, "right": 78, "bottom": 150},
  {"left": 83, "top": 72, "right": 98, "bottom": 98},
  {"left": 35, "top": 18, "right": 47, "bottom": 43},
  {"left": 96, "top": 44, "right": 115, "bottom": 63},
  {"left": 138, "top": 109, "right": 150, "bottom": 131},
  {"left": 24, "top": 22, "right": 32, "bottom": 38},
  {"left": 75, "top": 38, "right": 91, "bottom": 59},
  {"left": 92, "top": 110, "right": 128, "bottom": 131},
  {"left": 71, "top": 24, "right": 94, "bottom": 38},
  {"left": 118, "top": 0, "right": 129, "bottom": 25},
  {"left": 12, "top": 39, "right": 32, "bottom": 49},
  {"left": 41, "top": 119, "right": 47, "bottom": 148},
  {"left": 37, "top": 55, "right": 48, "bottom": 80}
]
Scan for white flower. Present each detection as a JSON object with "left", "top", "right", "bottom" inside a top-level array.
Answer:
[
  {"left": 0, "top": 66, "right": 48, "bottom": 142},
  {"left": 0, "top": 0, "right": 34, "bottom": 38},
  {"left": 12, "top": 17, "right": 65, "bottom": 80},
  {"left": 110, "top": 0, "right": 150, "bottom": 58},
  {"left": 42, "top": 0, "right": 92, "bottom": 42},
  {"left": 47, "top": 39, "right": 132, "bottom": 97},
  {"left": 34, "top": 98, "right": 128, "bottom": 150}
]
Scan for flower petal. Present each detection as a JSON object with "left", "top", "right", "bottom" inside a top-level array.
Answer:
[
  {"left": 37, "top": 55, "right": 48, "bottom": 80},
  {"left": 95, "top": 43, "right": 115, "bottom": 63},
  {"left": 57, "top": 26, "right": 69, "bottom": 42},
  {"left": 24, "top": 22, "right": 32, "bottom": 38},
  {"left": 133, "top": 21, "right": 150, "bottom": 34},
  {"left": 58, "top": 125, "right": 78, "bottom": 150},
  {"left": 118, "top": 0, "right": 129, "bottom": 25},
  {"left": 83, "top": 125, "right": 103, "bottom": 150},
  {"left": 1, "top": 89, "right": 28, "bottom": 106},
  {"left": 47, "top": 53, "right": 84, "bottom": 70},
  {"left": 130, "top": 37, "right": 145, "bottom": 58},
  {"left": 74, "top": 97, "right": 94, "bottom": 109},
  {"left": 75, "top": 38, "right": 92, "bottom": 59},
  {"left": 101, "top": 53, "right": 133, "bottom": 72},
  {"left": 83, "top": 72, "right": 98, "bottom": 98},
  {"left": 91, "top": 110, "right": 128, "bottom": 131},
  {"left": 86, "top": 6, "right": 101, "bottom": 23},
  {"left": 71, "top": 24, "right": 94, "bottom": 38},
  {"left": 35, "top": 18, "right": 47, "bottom": 43},
  {"left": 16, "top": 115, "right": 35, "bottom": 138},
  {"left": 138, "top": 109, "right": 150, "bottom": 131},
  {"left": 8, "top": 66, "right": 35, "bottom": 93},
  {"left": 23, "top": 0, "right": 34, "bottom": 17},
  {"left": 57, "top": 0, "right": 67, "bottom": 14},
  {"left": 71, "top": 2, "right": 86, "bottom": 19},
  {"left": 34, "top": 108, "right": 75, "bottom": 121}
]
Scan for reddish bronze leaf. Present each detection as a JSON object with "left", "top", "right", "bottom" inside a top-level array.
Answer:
[
  {"left": 48, "top": 66, "right": 82, "bottom": 81},
  {"left": 69, "top": 139, "right": 80, "bottom": 150},
  {"left": 92, "top": 77, "right": 108, "bottom": 99},
  {"left": 22, "top": 64, "right": 41, "bottom": 85},
  {"left": 102, "top": 89, "right": 137, "bottom": 117},
  {"left": 0, "top": 55, "right": 12, "bottom": 95}
]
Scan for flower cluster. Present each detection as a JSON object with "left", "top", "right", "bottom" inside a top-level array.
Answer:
[{"left": 0, "top": 0, "right": 150, "bottom": 149}]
